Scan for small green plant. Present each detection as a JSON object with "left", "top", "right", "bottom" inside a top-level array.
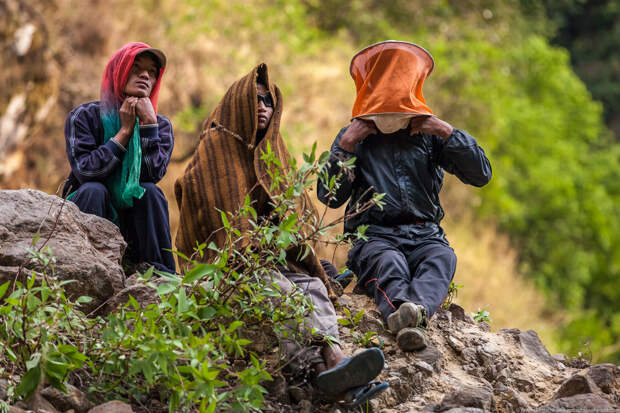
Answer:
[
  {"left": 471, "top": 308, "right": 492, "bottom": 323},
  {"left": 442, "top": 281, "right": 464, "bottom": 309},
  {"left": 337, "top": 307, "right": 364, "bottom": 328}
]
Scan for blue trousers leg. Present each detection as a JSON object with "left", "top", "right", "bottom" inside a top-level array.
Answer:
[
  {"left": 69, "top": 182, "right": 115, "bottom": 221},
  {"left": 348, "top": 235, "right": 456, "bottom": 321},
  {"left": 118, "top": 183, "right": 176, "bottom": 274}
]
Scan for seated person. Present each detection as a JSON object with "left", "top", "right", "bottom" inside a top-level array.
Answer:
[
  {"left": 174, "top": 63, "right": 387, "bottom": 406},
  {"left": 62, "top": 42, "right": 175, "bottom": 274},
  {"left": 318, "top": 41, "right": 492, "bottom": 352}
]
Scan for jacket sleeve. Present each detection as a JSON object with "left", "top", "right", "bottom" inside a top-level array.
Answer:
[
  {"left": 139, "top": 115, "right": 174, "bottom": 183},
  {"left": 317, "top": 126, "right": 357, "bottom": 208},
  {"left": 436, "top": 129, "right": 492, "bottom": 187},
  {"left": 64, "top": 104, "right": 125, "bottom": 184}
]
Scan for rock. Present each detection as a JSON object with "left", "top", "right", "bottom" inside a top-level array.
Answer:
[
  {"left": 513, "top": 376, "right": 535, "bottom": 393},
  {"left": 0, "top": 190, "right": 126, "bottom": 314},
  {"left": 261, "top": 375, "right": 287, "bottom": 403},
  {"left": 8, "top": 407, "right": 28, "bottom": 413},
  {"left": 587, "top": 363, "right": 618, "bottom": 394},
  {"left": 447, "top": 336, "right": 465, "bottom": 354},
  {"left": 443, "top": 409, "right": 491, "bottom": 413},
  {"left": 517, "top": 330, "right": 557, "bottom": 367},
  {"left": 415, "top": 360, "right": 434, "bottom": 374},
  {"left": 533, "top": 394, "right": 614, "bottom": 412},
  {"left": 0, "top": 378, "right": 7, "bottom": 400},
  {"left": 447, "top": 304, "right": 474, "bottom": 324},
  {"left": 25, "top": 389, "right": 61, "bottom": 413},
  {"left": 288, "top": 386, "right": 308, "bottom": 403},
  {"left": 41, "top": 384, "right": 94, "bottom": 413},
  {"left": 414, "top": 345, "right": 442, "bottom": 370},
  {"left": 494, "top": 383, "right": 530, "bottom": 412},
  {"left": 553, "top": 372, "right": 600, "bottom": 399},
  {"left": 102, "top": 279, "right": 162, "bottom": 314},
  {"left": 297, "top": 399, "right": 313, "bottom": 413},
  {"left": 438, "top": 386, "right": 494, "bottom": 411},
  {"left": 87, "top": 401, "right": 134, "bottom": 413}
]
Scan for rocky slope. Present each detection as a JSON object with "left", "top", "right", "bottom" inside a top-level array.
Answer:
[{"left": 1, "top": 189, "right": 618, "bottom": 413}]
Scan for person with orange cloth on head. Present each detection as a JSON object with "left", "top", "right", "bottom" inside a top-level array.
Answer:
[{"left": 317, "top": 41, "right": 492, "bottom": 352}]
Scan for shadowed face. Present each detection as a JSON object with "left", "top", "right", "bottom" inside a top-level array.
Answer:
[
  {"left": 256, "top": 83, "right": 274, "bottom": 131},
  {"left": 124, "top": 53, "right": 159, "bottom": 98}
]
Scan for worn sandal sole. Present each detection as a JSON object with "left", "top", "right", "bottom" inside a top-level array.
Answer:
[
  {"left": 316, "top": 347, "right": 385, "bottom": 396},
  {"left": 396, "top": 327, "right": 429, "bottom": 352}
]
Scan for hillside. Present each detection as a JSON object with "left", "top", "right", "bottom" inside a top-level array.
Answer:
[{"left": 1, "top": 189, "right": 618, "bottom": 412}]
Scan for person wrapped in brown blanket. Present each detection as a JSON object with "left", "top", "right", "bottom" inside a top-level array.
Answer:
[{"left": 174, "top": 63, "right": 387, "bottom": 406}]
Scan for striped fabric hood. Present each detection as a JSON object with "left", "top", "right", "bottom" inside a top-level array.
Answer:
[{"left": 174, "top": 64, "right": 332, "bottom": 296}]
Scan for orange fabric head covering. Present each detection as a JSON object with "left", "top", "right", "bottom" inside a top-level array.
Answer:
[{"left": 350, "top": 40, "right": 434, "bottom": 118}]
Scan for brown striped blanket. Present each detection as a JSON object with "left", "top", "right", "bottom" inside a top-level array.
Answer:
[{"left": 174, "top": 63, "right": 332, "bottom": 295}]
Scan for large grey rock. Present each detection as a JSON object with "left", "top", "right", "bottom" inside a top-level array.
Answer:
[
  {"left": 553, "top": 372, "right": 600, "bottom": 399},
  {"left": 534, "top": 393, "right": 614, "bottom": 412},
  {"left": 87, "top": 401, "right": 134, "bottom": 413},
  {"left": 518, "top": 330, "right": 557, "bottom": 367},
  {"left": 437, "top": 386, "right": 494, "bottom": 411},
  {"left": 0, "top": 189, "right": 126, "bottom": 314},
  {"left": 587, "top": 363, "right": 618, "bottom": 395},
  {"left": 41, "top": 384, "right": 94, "bottom": 413}
]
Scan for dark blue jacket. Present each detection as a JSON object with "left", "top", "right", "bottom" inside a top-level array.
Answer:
[
  {"left": 317, "top": 127, "right": 491, "bottom": 237},
  {"left": 62, "top": 101, "right": 174, "bottom": 196}
]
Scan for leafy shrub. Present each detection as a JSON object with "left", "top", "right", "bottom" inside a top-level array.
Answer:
[{"left": 0, "top": 144, "right": 382, "bottom": 412}]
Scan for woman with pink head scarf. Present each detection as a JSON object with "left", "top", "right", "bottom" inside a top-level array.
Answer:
[{"left": 62, "top": 42, "right": 175, "bottom": 274}]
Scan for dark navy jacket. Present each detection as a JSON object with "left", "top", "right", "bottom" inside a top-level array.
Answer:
[
  {"left": 317, "top": 126, "right": 491, "bottom": 238},
  {"left": 62, "top": 101, "right": 174, "bottom": 196}
]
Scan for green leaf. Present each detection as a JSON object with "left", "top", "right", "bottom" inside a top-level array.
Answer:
[
  {"left": 157, "top": 283, "right": 177, "bottom": 295},
  {"left": 227, "top": 320, "right": 244, "bottom": 333},
  {"left": 183, "top": 263, "right": 216, "bottom": 284},
  {"left": 220, "top": 211, "right": 230, "bottom": 229},
  {"left": 15, "top": 365, "right": 41, "bottom": 398},
  {"left": 0, "top": 281, "right": 9, "bottom": 300},
  {"left": 177, "top": 288, "right": 188, "bottom": 314}
]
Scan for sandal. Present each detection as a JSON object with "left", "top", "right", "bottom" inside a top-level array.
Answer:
[
  {"left": 316, "top": 347, "right": 385, "bottom": 396},
  {"left": 341, "top": 381, "right": 389, "bottom": 407}
]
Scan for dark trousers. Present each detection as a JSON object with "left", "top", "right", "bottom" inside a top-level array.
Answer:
[
  {"left": 70, "top": 181, "right": 176, "bottom": 274},
  {"left": 347, "top": 230, "right": 456, "bottom": 321}
]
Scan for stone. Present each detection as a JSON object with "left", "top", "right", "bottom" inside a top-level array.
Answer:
[
  {"left": 587, "top": 363, "right": 618, "bottom": 394},
  {"left": 87, "top": 401, "right": 134, "bottom": 413},
  {"left": 552, "top": 372, "right": 600, "bottom": 399},
  {"left": 297, "top": 399, "right": 313, "bottom": 413},
  {"left": 8, "top": 407, "right": 28, "bottom": 413},
  {"left": 447, "top": 304, "right": 475, "bottom": 324},
  {"left": 533, "top": 394, "right": 614, "bottom": 412},
  {"left": 0, "top": 378, "right": 7, "bottom": 400},
  {"left": 415, "top": 360, "right": 434, "bottom": 374},
  {"left": 447, "top": 336, "right": 465, "bottom": 354},
  {"left": 414, "top": 345, "right": 442, "bottom": 370},
  {"left": 517, "top": 330, "right": 557, "bottom": 367},
  {"left": 443, "top": 409, "right": 491, "bottom": 413},
  {"left": 41, "top": 384, "right": 94, "bottom": 413},
  {"left": 494, "top": 384, "right": 530, "bottom": 412},
  {"left": 438, "top": 386, "right": 494, "bottom": 411},
  {"left": 288, "top": 386, "right": 308, "bottom": 403},
  {"left": 0, "top": 190, "right": 126, "bottom": 314}
]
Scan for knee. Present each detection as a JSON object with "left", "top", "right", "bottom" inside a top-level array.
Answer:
[
  {"left": 75, "top": 181, "right": 108, "bottom": 200},
  {"left": 375, "top": 250, "right": 408, "bottom": 274},
  {"left": 136, "top": 182, "right": 167, "bottom": 205}
]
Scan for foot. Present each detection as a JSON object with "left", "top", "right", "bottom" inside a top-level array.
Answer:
[
  {"left": 387, "top": 302, "right": 426, "bottom": 333},
  {"left": 316, "top": 347, "right": 385, "bottom": 396},
  {"left": 396, "top": 327, "right": 429, "bottom": 352}
]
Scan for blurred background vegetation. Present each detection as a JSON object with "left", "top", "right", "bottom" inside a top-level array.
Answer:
[{"left": 1, "top": 0, "right": 618, "bottom": 362}]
